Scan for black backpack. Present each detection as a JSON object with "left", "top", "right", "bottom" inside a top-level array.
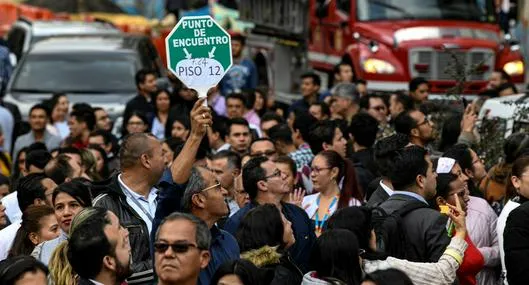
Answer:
[{"left": 371, "top": 200, "right": 427, "bottom": 259}]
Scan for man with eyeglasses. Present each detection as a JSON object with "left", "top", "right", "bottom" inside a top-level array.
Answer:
[
  {"left": 167, "top": 166, "right": 239, "bottom": 285},
  {"left": 223, "top": 156, "right": 315, "bottom": 273},
  {"left": 185, "top": 167, "right": 239, "bottom": 284},
  {"left": 360, "top": 94, "right": 394, "bottom": 140},
  {"left": 154, "top": 212, "right": 211, "bottom": 285},
  {"left": 395, "top": 109, "right": 437, "bottom": 152},
  {"left": 249, "top": 138, "right": 278, "bottom": 161}
]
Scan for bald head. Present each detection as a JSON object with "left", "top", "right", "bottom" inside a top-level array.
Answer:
[{"left": 119, "top": 133, "right": 158, "bottom": 169}]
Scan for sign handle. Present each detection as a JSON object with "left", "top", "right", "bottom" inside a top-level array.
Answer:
[{"left": 195, "top": 87, "right": 210, "bottom": 107}]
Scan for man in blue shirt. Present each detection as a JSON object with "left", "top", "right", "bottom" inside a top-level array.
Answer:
[
  {"left": 223, "top": 156, "right": 315, "bottom": 272},
  {"left": 152, "top": 98, "right": 237, "bottom": 285},
  {"left": 219, "top": 34, "right": 258, "bottom": 96},
  {"left": 181, "top": 167, "right": 239, "bottom": 285}
]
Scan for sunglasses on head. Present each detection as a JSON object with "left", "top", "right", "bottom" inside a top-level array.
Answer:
[{"left": 153, "top": 242, "right": 203, "bottom": 254}]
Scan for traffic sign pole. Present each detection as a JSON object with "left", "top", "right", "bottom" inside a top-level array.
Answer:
[{"left": 165, "top": 15, "right": 233, "bottom": 107}]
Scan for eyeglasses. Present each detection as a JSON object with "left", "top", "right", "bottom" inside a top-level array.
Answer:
[
  {"left": 199, "top": 182, "right": 222, "bottom": 193},
  {"left": 153, "top": 242, "right": 203, "bottom": 254},
  {"left": 416, "top": 117, "right": 431, "bottom": 127},
  {"left": 371, "top": 106, "right": 386, "bottom": 112},
  {"left": 264, "top": 169, "right": 282, "bottom": 180},
  {"left": 311, "top": 167, "right": 332, "bottom": 175},
  {"left": 251, "top": 150, "right": 276, "bottom": 158}
]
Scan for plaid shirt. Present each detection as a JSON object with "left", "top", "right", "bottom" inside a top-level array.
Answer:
[
  {"left": 377, "top": 123, "right": 396, "bottom": 141},
  {"left": 288, "top": 145, "right": 314, "bottom": 170}
]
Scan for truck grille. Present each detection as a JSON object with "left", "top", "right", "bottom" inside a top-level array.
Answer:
[{"left": 409, "top": 48, "right": 495, "bottom": 81}]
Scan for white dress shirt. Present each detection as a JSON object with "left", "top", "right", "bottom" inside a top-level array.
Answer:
[{"left": 117, "top": 174, "right": 158, "bottom": 234}]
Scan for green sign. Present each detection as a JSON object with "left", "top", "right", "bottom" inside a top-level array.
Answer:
[{"left": 165, "top": 15, "right": 232, "bottom": 89}]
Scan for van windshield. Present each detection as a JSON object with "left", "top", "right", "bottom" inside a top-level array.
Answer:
[
  {"left": 357, "top": 0, "right": 495, "bottom": 23},
  {"left": 11, "top": 52, "right": 138, "bottom": 94}
]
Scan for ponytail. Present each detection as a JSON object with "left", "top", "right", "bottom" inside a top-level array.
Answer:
[
  {"left": 341, "top": 159, "right": 363, "bottom": 207},
  {"left": 8, "top": 205, "right": 55, "bottom": 258},
  {"left": 8, "top": 227, "right": 32, "bottom": 257},
  {"left": 49, "top": 241, "right": 77, "bottom": 285}
]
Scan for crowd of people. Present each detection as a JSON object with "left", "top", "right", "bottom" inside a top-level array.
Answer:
[{"left": 0, "top": 33, "right": 528, "bottom": 285}]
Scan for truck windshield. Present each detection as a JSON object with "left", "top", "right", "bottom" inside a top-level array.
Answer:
[
  {"left": 11, "top": 52, "right": 138, "bottom": 94},
  {"left": 357, "top": 0, "right": 495, "bottom": 23}
]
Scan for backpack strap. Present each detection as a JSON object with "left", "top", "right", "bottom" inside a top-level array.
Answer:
[{"left": 394, "top": 200, "right": 428, "bottom": 217}]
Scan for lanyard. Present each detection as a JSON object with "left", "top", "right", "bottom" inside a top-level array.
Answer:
[
  {"left": 314, "top": 195, "right": 338, "bottom": 236},
  {"left": 120, "top": 183, "right": 155, "bottom": 223}
]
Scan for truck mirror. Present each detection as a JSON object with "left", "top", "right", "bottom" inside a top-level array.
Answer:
[
  {"left": 8, "top": 53, "right": 17, "bottom": 67},
  {"left": 316, "top": 0, "right": 330, "bottom": 19}
]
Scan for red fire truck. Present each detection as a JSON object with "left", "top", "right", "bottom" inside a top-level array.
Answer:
[{"left": 241, "top": 0, "right": 525, "bottom": 101}]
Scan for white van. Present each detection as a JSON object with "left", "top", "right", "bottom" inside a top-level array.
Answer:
[{"left": 478, "top": 94, "right": 529, "bottom": 138}]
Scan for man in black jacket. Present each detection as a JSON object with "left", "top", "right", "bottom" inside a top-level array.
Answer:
[
  {"left": 93, "top": 132, "right": 165, "bottom": 285},
  {"left": 379, "top": 145, "right": 450, "bottom": 262}
]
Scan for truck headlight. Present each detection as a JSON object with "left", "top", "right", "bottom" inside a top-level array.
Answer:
[
  {"left": 362, "top": 58, "right": 396, "bottom": 74},
  {"left": 503, "top": 60, "right": 524, "bottom": 75}
]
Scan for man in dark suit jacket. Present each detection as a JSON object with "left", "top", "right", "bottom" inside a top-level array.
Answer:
[
  {"left": 366, "top": 134, "right": 409, "bottom": 207},
  {"left": 378, "top": 146, "right": 450, "bottom": 262}
]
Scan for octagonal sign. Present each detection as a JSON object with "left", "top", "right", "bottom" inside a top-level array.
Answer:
[{"left": 165, "top": 15, "right": 232, "bottom": 90}]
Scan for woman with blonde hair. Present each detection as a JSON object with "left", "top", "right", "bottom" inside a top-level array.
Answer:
[
  {"left": 32, "top": 180, "right": 92, "bottom": 271},
  {"left": 48, "top": 207, "right": 103, "bottom": 285}
]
